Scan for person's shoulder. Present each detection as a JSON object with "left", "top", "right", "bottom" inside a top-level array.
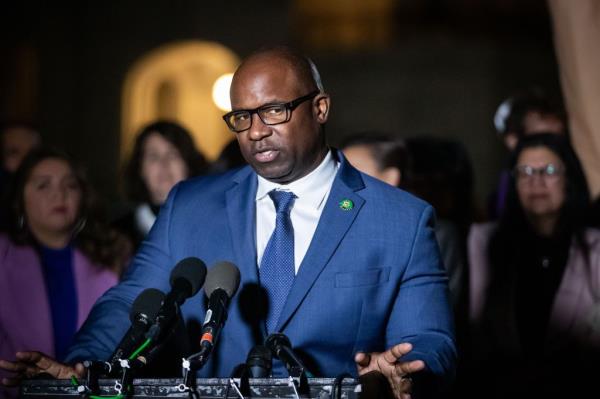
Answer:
[
  {"left": 358, "top": 172, "right": 430, "bottom": 211},
  {"left": 175, "top": 166, "right": 252, "bottom": 199},
  {"left": 0, "top": 232, "right": 21, "bottom": 255},
  {"left": 0, "top": 233, "right": 35, "bottom": 270}
]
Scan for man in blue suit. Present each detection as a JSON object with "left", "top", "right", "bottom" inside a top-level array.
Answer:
[{"left": 1, "top": 46, "right": 455, "bottom": 398}]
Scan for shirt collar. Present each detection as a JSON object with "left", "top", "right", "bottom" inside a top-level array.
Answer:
[{"left": 256, "top": 150, "right": 338, "bottom": 209}]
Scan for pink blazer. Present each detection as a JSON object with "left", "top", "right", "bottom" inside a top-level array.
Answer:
[
  {"left": 0, "top": 233, "right": 117, "bottom": 363},
  {"left": 468, "top": 222, "right": 600, "bottom": 355}
]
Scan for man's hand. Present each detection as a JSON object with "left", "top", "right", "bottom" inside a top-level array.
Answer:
[
  {"left": 355, "top": 343, "right": 425, "bottom": 399},
  {"left": 0, "top": 351, "right": 84, "bottom": 386}
]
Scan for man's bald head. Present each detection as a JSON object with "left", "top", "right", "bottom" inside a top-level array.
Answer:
[{"left": 232, "top": 46, "right": 323, "bottom": 95}]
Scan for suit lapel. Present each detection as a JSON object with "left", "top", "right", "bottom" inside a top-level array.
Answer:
[
  {"left": 226, "top": 167, "right": 260, "bottom": 285},
  {"left": 277, "top": 156, "right": 365, "bottom": 331}
]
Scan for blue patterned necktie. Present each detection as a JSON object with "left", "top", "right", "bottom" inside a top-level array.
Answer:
[{"left": 260, "top": 190, "right": 297, "bottom": 334}]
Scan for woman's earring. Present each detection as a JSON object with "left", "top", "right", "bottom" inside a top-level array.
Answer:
[
  {"left": 72, "top": 217, "right": 87, "bottom": 237},
  {"left": 17, "top": 215, "right": 25, "bottom": 230}
]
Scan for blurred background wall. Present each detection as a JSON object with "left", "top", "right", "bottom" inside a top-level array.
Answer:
[{"left": 0, "top": 0, "right": 562, "bottom": 214}]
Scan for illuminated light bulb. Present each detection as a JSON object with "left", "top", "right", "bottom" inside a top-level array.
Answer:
[{"left": 212, "top": 73, "right": 234, "bottom": 112}]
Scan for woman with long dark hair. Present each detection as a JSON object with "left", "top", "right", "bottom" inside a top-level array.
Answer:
[
  {"left": 468, "top": 133, "right": 600, "bottom": 397},
  {"left": 0, "top": 147, "right": 128, "bottom": 397},
  {"left": 114, "top": 120, "right": 207, "bottom": 248}
]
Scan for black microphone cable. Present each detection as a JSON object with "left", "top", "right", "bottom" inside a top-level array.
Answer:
[{"left": 332, "top": 372, "right": 353, "bottom": 399}]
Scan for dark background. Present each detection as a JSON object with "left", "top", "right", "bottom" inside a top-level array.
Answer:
[{"left": 0, "top": 0, "right": 561, "bottom": 214}]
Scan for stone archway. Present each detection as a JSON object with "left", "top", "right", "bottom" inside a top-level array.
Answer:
[{"left": 121, "top": 41, "right": 239, "bottom": 163}]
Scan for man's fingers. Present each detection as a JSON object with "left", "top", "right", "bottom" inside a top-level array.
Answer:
[
  {"left": 354, "top": 352, "right": 370, "bottom": 368},
  {"left": 15, "top": 351, "right": 43, "bottom": 363},
  {"left": 33, "top": 355, "right": 57, "bottom": 372},
  {"left": 0, "top": 352, "right": 71, "bottom": 387},
  {"left": 396, "top": 359, "right": 425, "bottom": 375},
  {"left": 40, "top": 360, "right": 74, "bottom": 379},
  {"left": 0, "top": 359, "right": 27, "bottom": 372},
  {"left": 354, "top": 352, "right": 369, "bottom": 366},
  {"left": 13, "top": 351, "right": 72, "bottom": 379},
  {"left": 355, "top": 345, "right": 423, "bottom": 399},
  {"left": 385, "top": 343, "right": 412, "bottom": 363}
]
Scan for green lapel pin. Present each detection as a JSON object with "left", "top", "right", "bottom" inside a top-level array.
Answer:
[{"left": 339, "top": 199, "right": 354, "bottom": 211}]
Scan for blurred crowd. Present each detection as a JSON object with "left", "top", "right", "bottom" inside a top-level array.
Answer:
[{"left": 1, "top": 87, "right": 599, "bottom": 397}]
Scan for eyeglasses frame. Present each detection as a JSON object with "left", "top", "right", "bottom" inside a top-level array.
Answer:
[
  {"left": 222, "top": 90, "right": 321, "bottom": 133},
  {"left": 513, "top": 163, "right": 565, "bottom": 182}
]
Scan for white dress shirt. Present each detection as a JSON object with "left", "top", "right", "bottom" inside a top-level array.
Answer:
[{"left": 256, "top": 150, "right": 339, "bottom": 274}]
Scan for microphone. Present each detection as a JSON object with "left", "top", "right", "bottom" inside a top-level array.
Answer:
[
  {"left": 246, "top": 345, "right": 272, "bottom": 378},
  {"left": 198, "top": 261, "right": 241, "bottom": 356},
  {"left": 146, "top": 257, "right": 207, "bottom": 343},
  {"left": 108, "top": 288, "right": 165, "bottom": 367},
  {"left": 232, "top": 344, "right": 272, "bottom": 397},
  {"left": 265, "top": 333, "right": 309, "bottom": 389}
]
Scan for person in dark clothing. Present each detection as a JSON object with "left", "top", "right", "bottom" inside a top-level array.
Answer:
[{"left": 467, "top": 134, "right": 600, "bottom": 398}]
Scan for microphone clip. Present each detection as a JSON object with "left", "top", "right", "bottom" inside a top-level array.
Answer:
[
  {"left": 80, "top": 360, "right": 112, "bottom": 394},
  {"left": 177, "top": 358, "right": 197, "bottom": 393}
]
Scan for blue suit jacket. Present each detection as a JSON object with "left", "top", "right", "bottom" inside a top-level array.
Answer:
[{"left": 68, "top": 151, "right": 456, "bottom": 379}]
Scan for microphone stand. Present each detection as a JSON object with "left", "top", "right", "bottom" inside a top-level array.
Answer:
[
  {"left": 179, "top": 357, "right": 197, "bottom": 394},
  {"left": 285, "top": 363, "right": 309, "bottom": 396},
  {"left": 179, "top": 346, "right": 211, "bottom": 394},
  {"left": 109, "top": 336, "right": 154, "bottom": 397},
  {"left": 76, "top": 360, "right": 112, "bottom": 396},
  {"left": 265, "top": 334, "right": 309, "bottom": 396},
  {"left": 111, "top": 357, "right": 147, "bottom": 397}
]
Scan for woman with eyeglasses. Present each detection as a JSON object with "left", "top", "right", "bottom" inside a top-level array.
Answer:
[{"left": 466, "top": 133, "right": 600, "bottom": 397}]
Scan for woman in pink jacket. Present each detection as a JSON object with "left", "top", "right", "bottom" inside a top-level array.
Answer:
[
  {"left": 0, "top": 148, "right": 128, "bottom": 396},
  {"left": 467, "top": 134, "right": 600, "bottom": 398}
]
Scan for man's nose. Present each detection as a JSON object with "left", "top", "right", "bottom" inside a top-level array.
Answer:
[{"left": 247, "top": 113, "right": 272, "bottom": 141}]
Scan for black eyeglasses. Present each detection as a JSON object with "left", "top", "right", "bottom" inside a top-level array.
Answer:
[{"left": 222, "top": 90, "right": 320, "bottom": 133}]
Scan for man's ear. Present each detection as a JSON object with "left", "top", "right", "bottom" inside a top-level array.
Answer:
[{"left": 314, "top": 93, "right": 331, "bottom": 124}]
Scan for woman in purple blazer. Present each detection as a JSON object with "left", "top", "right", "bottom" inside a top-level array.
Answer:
[
  {"left": 467, "top": 134, "right": 600, "bottom": 398},
  {"left": 0, "top": 148, "right": 126, "bottom": 396}
]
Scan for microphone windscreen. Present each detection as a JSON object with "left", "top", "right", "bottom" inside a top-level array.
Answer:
[
  {"left": 246, "top": 345, "right": 272, "bottom": 377},
  {"left": 204, "top": 261, "right": 241, "bottom": 298},
  {"left": 130, "top": 288, "right": 165, "bottom": 323},
  {"left": 169, "top": 257, "right": 207, "bottom": 296}
]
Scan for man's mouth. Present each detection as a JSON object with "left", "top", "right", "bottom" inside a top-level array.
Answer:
[{"left": 254, "top": 149, "right": 279, "bottom": 163}]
